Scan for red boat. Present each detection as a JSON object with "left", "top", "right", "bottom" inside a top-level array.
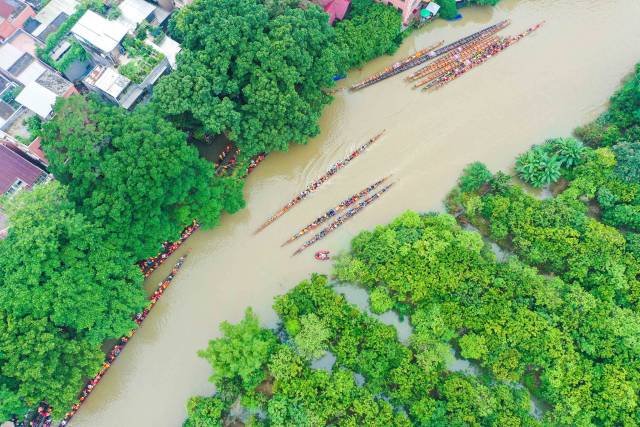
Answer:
[{"left": 315, "top": 251, "right": 330, "bottom": 261}]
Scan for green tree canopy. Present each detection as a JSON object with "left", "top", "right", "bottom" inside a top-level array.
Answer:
[
  {"left": 41, "top": 95, "right": 244, "bottom": 259},
  {"left": 0, "top": 183, "right": 146, "bottom": 415},
  {"left": 155, "top": 0, "right": 340, "bottom": 156},
  {"left": 198, "top": 308, "right": 278, "bottom": 391}
]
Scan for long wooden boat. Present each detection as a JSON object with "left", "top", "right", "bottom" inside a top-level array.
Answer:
[
  {"left": 58, "top": 254, "right": 189, "bottom": 426},
  {"left": 407, "top": 35, "right": 500, "bottom": 82},
  {"left": 281, "top": 175, "right": 390, "bottom": 246},
  {"left": 255, "top": 130, "right": 386, "bottom": 233},
  {"left": 292, "top": 183, "right": 394, "bottom": 255},
  {"left": 418, "top": 21, "right": 544, "bottom": 92},
  {"left": 350, "top": 20, "right": 510, "bottom": 91}
]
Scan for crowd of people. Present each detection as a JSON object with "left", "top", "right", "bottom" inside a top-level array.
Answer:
[
  {"left": 246, "top": 153, "right": 267, "bottom": 175},
  {"left": 10, "top": 403, "right": 54, "bottom": 427},
  {"left": 421, "top": 22, "right": 544, "bottom": 91},
  {"left": 58, "top": 256, "right": 188, "bottom": 426},
  {"left": 293, "top": 183, "right": 394, "bottom": 255},
  {"left": 214, "top": 144, "right": 238, "bottom": 176},
  {"left": 282, "top": 176, "right": 389, "bottom": 246},
  {"left": 256, "top": 131, "right": 386, "bottom": 233},
  {"left": 138, "top": 220, "right": 199, "bottom": 277},
  {"left": 213, "top": 144, "right": 267, "bottom": 178}
]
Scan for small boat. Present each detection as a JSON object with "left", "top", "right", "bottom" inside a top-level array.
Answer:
[{"left": 315, "top": 251, "right": 330, "bottom": 261}]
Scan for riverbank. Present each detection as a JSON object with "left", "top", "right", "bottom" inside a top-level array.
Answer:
[{"left": 70, "top": 0, "right": 640, "bottom": 425}]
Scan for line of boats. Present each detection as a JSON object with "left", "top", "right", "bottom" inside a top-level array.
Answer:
[
  {"left": 413, "top": 21, "right": 545, "bottom": 91},
  {"left": 57, "top": 256, "right": 189, "bottom": 427},
  {"left": 292, "top": 182, "right": 395, "bottom": 256},
  {"left": 254, "top": 132, "right": 395, "bottom": 256},
  {"left": 350, "top": 19, "right": 511, "bottom": 91},
  {"left": 281, "top": 175, "right": 390, "bottom": 247},
  {"left": 350, "top": 19, "right": 542, "bottom": 93},
  {"left": 255, "top": 130, "right": 386, "bottom": 233}
]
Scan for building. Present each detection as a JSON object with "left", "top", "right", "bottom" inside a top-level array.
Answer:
[
  {"left": 377, "top": 0, "right": 430, "bottom": 26},
  {"left": 314, "top": 0, "right": 350, "bottom": 25},
  {"left": 71, "top": 9, "right": 129, "bottom": 65},
  {"left": 82, "top": 64, "right": 143, "bottom": 109},
  {"left": 0, "top": 0, "right": 35, "bottom": 42},
  {"left": 0, "top": 40, "right": 77, "bottom": 144},
  {"left": 71, "top": 0, "right": 179, "bottom": 109},
  {"left": 0, "top": 139, "right": 50, "bottom": 237},
  {"left": 27, "top": 0, "right": 78, "bottom": 42}
]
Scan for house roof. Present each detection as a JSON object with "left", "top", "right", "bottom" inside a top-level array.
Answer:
[
  {"left": 117, "top": 0, "right": 154, "bottom": 31},
  {"left": 0, "top": 142, "right": 46, "bottom": 194},
  {"left": 85, "top": 65, "right": 130, "bottom": 99},
  {"left": 147, "top": 35, "right": 180, "bottom": 69},
  {"left": 15, "top": 81, "right": 57, "bottom": 117},
  {"left": 28, "top": 136, "right": 47, "bottom": 164},
  {"left": 72, "top": 10, "right": 127, "bottom": 53},
  {"left": 0, "top": 0, "right": 16, "bottom": 19},
  {"left": 0, "top": 20, "right": 16, "bottom": 40},
  {"left": 0, "top": 43, "right": 23, "bottom": 70},
  {"left": 32, "top": 0, "right": 77, "bottom": 38},
  {"left": 425, "top": 2, "right": 440, "bottom": 14},
  {"left": 323, "top": 0, "right": 350, "bottom": 25}
]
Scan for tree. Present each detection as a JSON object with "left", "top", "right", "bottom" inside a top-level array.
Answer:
[
  {"left": 435, "top": 0, "right": 458, "bottom": 20},
  {"left": 613, "top": 141, "right": 640, "bottom": 184},
  {"left": 515, "top": 145, "right": 562, "bottom": 187},
  {"left": 41, "top": 96, "right": 244, "bottom": 260},
  {"left": 293, "top": 314, "right": 330, "bottom": 360},
  {"left": 333, "top": 0, "right": 403, "bottom": 69},
  {"left": 459, "top": 162, "right": 492, "bottom": 192},
  {"left": 183, "top": 396, "right": 225, "bottom": 427},
  {"left": 549, "top": 137, "right": 586, "bottom": 168},
  {"left": 0, "top": 183, "right": 146, "bottom": 417},
  {"left": 155, "top": 0, "right": 340, "bottom": 156},
  {"left": 198, "top": 308, "right": 278, "bottom": 391}
]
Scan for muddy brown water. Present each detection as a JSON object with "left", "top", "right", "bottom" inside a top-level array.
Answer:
[{"left": 71, "top": 0, "right": 640, "bottom": 425}]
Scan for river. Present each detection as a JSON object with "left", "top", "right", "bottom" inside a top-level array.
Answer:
[{"left": 71, "top": 0, "right": 640, "bottom": 424}]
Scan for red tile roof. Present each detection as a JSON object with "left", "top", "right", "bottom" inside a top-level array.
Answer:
[
  {"left": 28, "top": 137, "right": 47, "bottom": 164},
  {"left": 0, "top": 20, "right": 16, "bottom": 40},
  {"left": 0, "top": 0, "right": 15, "bottom": 19},
  {"left": 323, "top": 0, "right": 350, "bottom": 25},
  {"left": 0, "top": 143, "right": 47, "bottom": 194}
]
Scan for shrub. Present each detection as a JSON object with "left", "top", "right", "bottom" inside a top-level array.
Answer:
[
  {"left": 612, "top": 141, "right": 640, "bottom": 184},
  {"left": 515, "top": 146, "right": 562, "bottom": 187},
  {"left": 370, "top": 286, "right": 394, "bottom": 314},
  {"left": 459, "top": 162, "right": 492, "bottom": 192},
  {"left": 435, "top": 0, "right": 458, "bottom": 19}
]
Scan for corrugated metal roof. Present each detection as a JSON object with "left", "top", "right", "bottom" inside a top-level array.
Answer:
[
  {"left": 72, "top": 10, "right": 127, "bottom": 53},
  {"left": 15, "top": 81, "right": 57, "bottom": 118},
  {"left": 0, "top": 142, "right": 46, "bottom": 194},
  {"left": 117, "top": 0, "right": 154, "bottom": 31}
]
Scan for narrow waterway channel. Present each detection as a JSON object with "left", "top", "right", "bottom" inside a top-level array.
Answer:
[{"left": 72, "top": 0, "right": 640, "bottom": 424}]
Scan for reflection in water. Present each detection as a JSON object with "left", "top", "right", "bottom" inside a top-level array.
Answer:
[
  {"left": 310, "top": 351, "right": 336, "bottom": 372},
  {"left": 72, "top": 1, "right": 640, "bottom": 425},
  {"left": 332, "top": 284, "right": 413, "bottom": 343}
]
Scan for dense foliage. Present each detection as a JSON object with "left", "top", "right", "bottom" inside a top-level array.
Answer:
[
  {"left": 41, "top": 95, "right": 244, "bottom": 260},
  {"left": 335, "top": 211, "right": 640, "bottom": 425},
  {"left": 154, "top": 0, "right": 340, "bottom": 156},
  {"left": 186, "top": 275, "right": 538, "bottom": 426},
  {"left": 575, "top": 63, "right": 640, "bottom": 147},
  {"left": 434, "top": 0, "right": 458, "bottom": 20},
  {"left": 515, "top": 138, "right": 586, "bottom": 188},
  {"left": 0, "top": 183, "right": 146, "bottom": 417},
  {"left": 333, "top": 0, "right": 404, "bottom": 69}
]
